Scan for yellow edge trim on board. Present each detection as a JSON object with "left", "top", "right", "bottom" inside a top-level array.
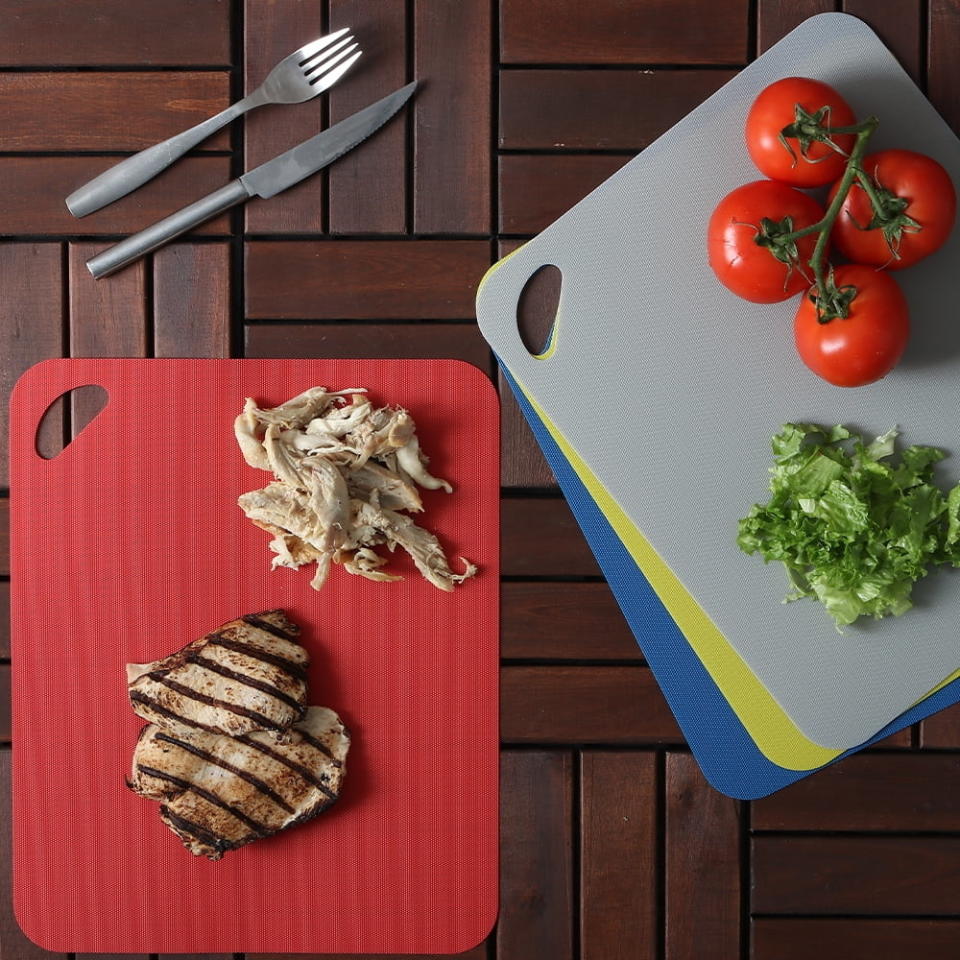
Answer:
[{"left": 513, "top": 372, "right": 841, "bottom": 770}]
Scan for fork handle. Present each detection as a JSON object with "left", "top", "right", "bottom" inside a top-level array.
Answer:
[{"left": 65, "top": 90, "right": 266, "bottom": 218}]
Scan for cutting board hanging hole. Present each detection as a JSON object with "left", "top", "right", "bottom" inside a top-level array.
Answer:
[
  {"left": 517, "top": 264, "right": 562, "bottom": 359},
  {"left": 35, "top": 384, "right": 109, "bottom": 460}
]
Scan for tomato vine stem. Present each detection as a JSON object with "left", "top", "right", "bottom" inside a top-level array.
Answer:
[{"left": 770, "top": 115, "right": 879, "bottom": 320}]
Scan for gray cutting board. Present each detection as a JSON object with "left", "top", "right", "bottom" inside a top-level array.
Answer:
[{"left": 477, "top": 13, "right": 960, "bottom": 751}]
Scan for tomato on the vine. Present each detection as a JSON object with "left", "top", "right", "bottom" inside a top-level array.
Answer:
[
  {"left": 746, "top": 77, "right": 856, "bottom": 187},
  {"left": 828, "top": 149, "right": 957, "bottom": 270},
  {"left": 707, "top": 180, "right": 825, "bottom": 303},
  {"left": 794, "top": 265, "right": 909, "bottom": 387}
]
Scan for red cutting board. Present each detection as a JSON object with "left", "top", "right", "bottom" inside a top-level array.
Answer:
[{"left": 8, "top": 358, "right": 499, "bottom": 955}]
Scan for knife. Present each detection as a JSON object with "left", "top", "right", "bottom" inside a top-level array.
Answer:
[{"left": 86, "top": 81, "right": 417, "bottom": 280}]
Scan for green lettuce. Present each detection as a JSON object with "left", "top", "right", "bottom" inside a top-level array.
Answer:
[{"left": 738, "top": 423, "right": 960, "bottom": 628}]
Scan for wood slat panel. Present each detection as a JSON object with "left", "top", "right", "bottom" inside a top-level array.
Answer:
[
  {"left": 153, "top": 244, "right": 231, "bottom": 357},
  {"left": 496, "top": 238, "right": 556, "bottom": 489},
  {"left": 0, "top": 666, "right": 8, "bottom": 742},
  {"left": 0, "top": 157, "right": 232, "bottom": 236},
  {"left": 500, "top": 0, "right": 750, "bottom": 64},
  {"left": 75, "top": 955, "right": 149, "bottom": 960},
  {"left": 753, "top": 754, "right": 960, "bottom": 831},
  {"left": 245, "top": 240, "right": 491, "bottom": 319},
  {"left": 68, "top": 243, "right": 147, "bottom": 433},
  {"left": 757, "top": 0, "right": 838, "bottom": 53},
  {"left": 581, "top": 751, "right": 657, "bottom": 960},
  {"left": 842, "top": 0, "right": 922, "bottom": 82},
  {"left": 752, "top": 918, "right": 960, "bottom": 960},
  {"left": 243, "top": 0, "right": 325, "bottom": 233},
  {"left": 868, "top": 725, "right": 913, "bottom": 749},
  {"left": 328, "top": 0, "right": 407, "bottom": 234},
  {"left": 752, "top": 836, "right": 960, "bottom": 914},
  {"left": 248, "top": 948, "right": 488, "bottom": 960},
  {"left": 498, "top": 70, "right": 736, "bottom": 150},
  {"left": 0, "top": 244, "right": 64, "bottom": 486},
  {"left": 245, "top": 322, "right": 492, "bottom": 375},
  {"left": 0, "top": 751, "right": 63, "bottom": 960},
  {"left": 501, "top": 666, "right": 681, "bottom": 744},
  {"left": 0, "top": 73, "right": 230, "bottom": 151},
  {"left": 501, "top": 582, "right": 642, "bottom": 661},
  {"left": 929, "top": 0, "right": 960, "bottom": 136},
  {"left": 157, "top": 955, "right": 234, "bottom": 960},
  {"left": 0, "top": 582, "right": 9, "bottom": 658},
  {"left": 413, "top": 0, "right": 491, "bottom": 233},
  {"left": 666, "top": 752, "right": 740, "bottom": 960},
  {"left": 920, "top": 701, "right": 960, "bottom": 748},
  {"left": 501, "top": 498, "right": 599, "bottom": 577},
  {"left": 499, "top": 155, "right": 627, "bottom": 235},
  {"left": 498, "top": 751, "right": 574, "bottom": 960},
  {"left": 0, "top": 500, "right": 8, "bottom": 577},
  {"left": 0, "top": 0, "right": 230, "bottom": 66}
]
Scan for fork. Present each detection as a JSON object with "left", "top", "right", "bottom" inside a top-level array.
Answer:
[{"left": 65, "top": 28, "right": 362, "bottom": 218}]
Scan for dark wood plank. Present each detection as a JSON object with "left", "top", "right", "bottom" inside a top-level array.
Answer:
[
  {"left": 245, "top": 322, "right": 493, "bottom": 375},
  {"left": 752, "top": 836, "right": 960, "bottom": 914},
  {"left": 0, "top": 666, "right": 8, "bottom": 743},
  {"left": 842, "top": 0, "right": 922, "bottom": 83},
  {"left": 498, "top": 70, "right": 737, "bottom": 150},
  {"left": 498, "top": 751, "right": 574, "bottom": 960},
  {"left": 753, "top": 754, "right": 960, "bottom": 831},
  {"left": 328, "top": 0, "right": 407, "bottom": 234},
  {"left": 757, "top": 0, "right": 838, "bottom": 53},
  {"left": 0, "top": 582, "right": 9, "bottom": 658},
  {"left": 499, "top": 155, "right": 627, "bottom": 235},
  {"left": 501, "top": 498, "right": 599, "bottom": 577},
  {"left": 75, "top": 955, "right": 149, "bottom": 960},
  {"left": 243, "top": 0, "right": 325, "bottom": 233},
  {"left": 752, "top": 918, "right": 960, "bottom": 960},
  {"left": 581, "top": 751, "right": 657, "bottom": 960},
  {"left": 501, "top": 666, "right": 681, "bottom": 744},
  {"left": 920, "top": 701, "right": 960, "bottom": 748},
  {"left": 0, "top": 751, "right": 64, "bottom": 960},
  {"left": 666, "top": 752, "right": 740, "bottom": 960},
  {"left": 413, "top": 0, "right": 491, "bottom": 233},
  {"left": 0, "top": 244, "right": 64, "bottom": 486},
  {"left": 248, "top": 949, "right": 487, "bottom": 960},
  {"left": 500, "top": 0, "right": 750, "bottom": 64},
  {"left": 0, "top": 157, "right": 232, "bottom": 235},
  {"left": 153, "top": 244, "right": 231, "bottom": 358},
  {"left": 0, "top": 73, "right": 230, "bottom": 151},
  {"left": 929, "top": 0, "right": 960, "bottom": 136},
  {"left": 0, "top": 500, "right": 8, "bottom": 577},
  {"left": 245, "top": 240, "right": 491, "bottom": 319},
  {"left": 501, "top": 582, "right": 642, "bottom": 661},
  {"left": 496, "top": 238, "right": 557, "bottom": 489},
  {"left": 867, "top": 725, "right": 912, "bottom": 749},
  {"left": 0, "top": 0, "right": 230, "bottom": 66},
  {"left": 157, "top": 955, "right": 234, "bottom": 960},
  {"left": 68, "top": 243, "right": 147, "bottom": 433}
]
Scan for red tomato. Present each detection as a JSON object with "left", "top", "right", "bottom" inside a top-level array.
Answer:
[
  {"left": 707, "top": 180, "right": 825, "bottom": 303},
  {"left": 746, "top": 77, "right": 856, "bottom": 187},
  {"left": 829, "top": 149, "right": 957, "bottom": 270},
  {"left": 794, "top": 265, "right": 909, "bottom": 387}
]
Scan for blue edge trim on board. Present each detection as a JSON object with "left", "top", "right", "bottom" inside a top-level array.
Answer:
[{"left": 499, "top": 359, "right": 960, "bottom": 799}]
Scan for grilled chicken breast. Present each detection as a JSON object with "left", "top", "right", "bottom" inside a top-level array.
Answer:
[
  {"left": 130, "top": 706, "right": 349, "bottom": 860},
  {"left": 126, "top": 610, "right": 309, "bottom": 737}
]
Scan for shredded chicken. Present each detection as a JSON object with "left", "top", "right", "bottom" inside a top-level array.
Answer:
[{"left": 235, "top": 388, "right": 477, "bottom": 591}]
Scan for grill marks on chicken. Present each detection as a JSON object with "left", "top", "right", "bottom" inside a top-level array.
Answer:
[
  {"left": 126, "top": 610, "right": 309, "bottom": 737},
  {"left": 130, "top": 706, "right": 349, "bottom": 860},
  {"left": 235, "top": 387, "right": 477, "bottom": 592},
  {"left": 126, "top": 610, "right": 350, "bottom": 859}
]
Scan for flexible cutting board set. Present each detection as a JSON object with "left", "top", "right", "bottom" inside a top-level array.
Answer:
[
  {"left": 477, "top": 13, "right": 960, "bottom": 798},
  {"left": 9, "top": 357, "right": 499, "bottom": 954}
]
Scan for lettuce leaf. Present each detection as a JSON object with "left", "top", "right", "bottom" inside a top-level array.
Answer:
[{"left": 738, "top": 423, "right": 960, "bottom": 628}]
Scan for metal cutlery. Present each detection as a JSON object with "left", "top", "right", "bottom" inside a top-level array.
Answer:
[
  {"left": 86, "top": 81, "right": 417, "bottom": 279},
  {"left": 66, "top": 28, "right": 362, "bottom": 219}
]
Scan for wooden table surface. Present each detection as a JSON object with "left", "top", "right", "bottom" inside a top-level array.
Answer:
[{"left": 2, "top": 1, "right": 960, "bottom": 958}]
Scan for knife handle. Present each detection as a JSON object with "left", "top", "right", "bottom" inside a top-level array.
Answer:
[
  {"left": 65, "top": 94, "right": 262, "bottom": 218},
  {"left": 86, "top": 180, "right": 250, "bottom": 279}
]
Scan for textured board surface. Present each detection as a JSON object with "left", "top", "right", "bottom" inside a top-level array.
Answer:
[
  {"left": 8, "top": 358, "right": 499, "bottom": 954},
  {"left": 478, "top": 13, "right": 960, "bottom": 751}
]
